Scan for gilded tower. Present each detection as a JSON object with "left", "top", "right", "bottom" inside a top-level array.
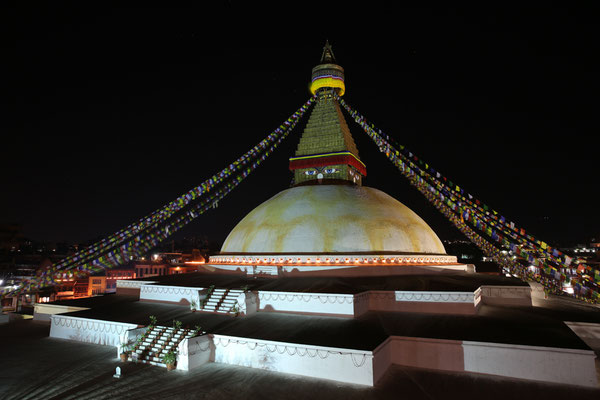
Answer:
[{"left": 289, "top": 42, "right": 367, "bottom": 186}]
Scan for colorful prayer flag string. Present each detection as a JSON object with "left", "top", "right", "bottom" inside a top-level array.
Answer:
[
  {"left": 337, "top": 94, "right": 598, "bottom": 303},
  {"left": 2, "top": 97, "right": 315, "bottom": 298}
]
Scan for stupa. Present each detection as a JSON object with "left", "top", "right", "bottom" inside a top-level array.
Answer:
[
  {"left": 36, "top": 42, "right": 599, "bottom": 390},
  {"left": 212, "top": 41, "right": 458, "bottom": 276}
]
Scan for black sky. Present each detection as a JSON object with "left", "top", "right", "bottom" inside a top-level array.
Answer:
[{"left": 4, "top": 4, "right": 598, "bottom": 248}]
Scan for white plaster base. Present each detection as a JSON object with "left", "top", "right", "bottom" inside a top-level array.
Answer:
[{"left": 205, "top": 263, "right": 468, "bottom": 278}]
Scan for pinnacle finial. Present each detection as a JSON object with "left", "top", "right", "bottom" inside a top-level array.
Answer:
[
  {"left": 320, "top": 40, "right": 336, "bottom": 63},
  {"left": 310, "top": 41, "right": 345, "bottom": 97}
]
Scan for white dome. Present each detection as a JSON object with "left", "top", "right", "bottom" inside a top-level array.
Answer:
[{"left": 221, "top": 185, "right": 446, "bottom": 254}]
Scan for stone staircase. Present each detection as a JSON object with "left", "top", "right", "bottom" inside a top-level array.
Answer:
[
  {"left": 132, "top": 326, "right": 193, "bottom": 367},
  {"left": 218, "top": 289, "right": 244, "bottom": 313},
  {"left": 201, "top": 288, "right": 244, "bottom": 315}
]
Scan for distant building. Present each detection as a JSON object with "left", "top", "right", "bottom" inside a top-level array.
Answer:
[
  {"left": 105, "top": 267, "right": 135, "bottom": 293},
  {"left": 135, "top": 250, "right": 205, "bottom": 278},
  {"left": 168, "top": 264, "right": 198, "bottom": 274},
  {"left": 134, "top": 262, "right": 169, "bottom": 278},
  {"left": 88, "top": 276, "right": 106, "bottom": 296}
]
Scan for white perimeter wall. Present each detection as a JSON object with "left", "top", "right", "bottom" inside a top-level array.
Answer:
[
  {"left": 258, "top": 291, "right": 355, "bottom": 316},
  {"left": 33, "top": 303, "right": 89, "bottom": 322},
  {"left": 139, "top": 285, "right": 203, "bottom": 305},
  {"left": 373, "top": 336, "right": 598, "bottom": 388},
  {"left": 565, "top": 321, "right": 600, "bottom": 351},
  {"left": 257, "top": 290, "right": 478, "bottom": 317},
  {"left": 46, "top": 313, "right": 598, "bottom": 388},
  {"left": 50, "top": 315, "right": 138, "bottom": 347},
  {"left": 478, "top": 285, "right": 532, "bottom": 306},
  {"left": 212, "top": 334, "right": 374, "bottom": 386},
  {"left": 116, "top": 280, "right": 157, "bottom": 289},
  {"left": 177, "top": 335, "right": 212, "bottom": 371},
  {"left": 463, "top": 340, "right": 597, "bottom": 387}
]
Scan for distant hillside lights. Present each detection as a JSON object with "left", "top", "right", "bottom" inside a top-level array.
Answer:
[{"left": 573, "top": 248, "right": 597, "bottom": 253}]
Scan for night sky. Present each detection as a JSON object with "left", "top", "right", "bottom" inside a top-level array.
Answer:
[{"left": 5, "top": 5, "right": 598, "bottom": 249}]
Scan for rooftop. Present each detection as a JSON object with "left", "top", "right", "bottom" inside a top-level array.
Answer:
[
  {"left": 55, "top": 293, "right": 599, "bottom": 352},
  {"left": 134, "top": 270, "right": 529, "bottom": 293},
  {"left": 1, "top": 320, "right": 599, "bottom": 399}
]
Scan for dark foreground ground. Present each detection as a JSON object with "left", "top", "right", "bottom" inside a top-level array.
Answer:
[{"left": 1, "top": 320, "right": 598, "bottom": 400}]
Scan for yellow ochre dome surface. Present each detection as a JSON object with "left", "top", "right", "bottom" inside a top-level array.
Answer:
[{"left": 221, "top": 185, "right": 446, "bottom": 254}]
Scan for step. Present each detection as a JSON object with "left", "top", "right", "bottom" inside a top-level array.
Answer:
[
  {"left": 147, "top": 355, "right": 168, "bottom": 363},
  {"left": 155, "top": 339, "right": 174, "bottom": 345},
  {"left": 138, "top": 359, "right": 167, "bottom": 368}
]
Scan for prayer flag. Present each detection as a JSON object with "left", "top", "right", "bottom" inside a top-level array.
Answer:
[{"left": 565, "top": 255, "right": 572, "bottom": 266}]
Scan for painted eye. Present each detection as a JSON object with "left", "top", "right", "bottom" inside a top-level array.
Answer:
[
  {"left": 305, "top": 170, "right": 317, "bottom": 176},
  {"left": 324, "top": 168, "right": 337, "bottom": 174}
]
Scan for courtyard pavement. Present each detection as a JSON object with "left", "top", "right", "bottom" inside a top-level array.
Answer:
[{"left": 1, "top": 319, "right": 599, "bottom": 399}]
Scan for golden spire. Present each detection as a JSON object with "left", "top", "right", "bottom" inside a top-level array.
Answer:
[
  {"left": 320, "top": 40, "right": 336, "bottom": 63},
  {"left": 310, "top": 41, "right": 345, "bottom": 96},
  {"left": 289, "top": 43, "right": 366, "bottom": 186}
]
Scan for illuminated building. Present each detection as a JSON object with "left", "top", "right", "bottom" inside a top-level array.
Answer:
[{"left": 40, "top": 43, "right": 599, "bottom": 389}]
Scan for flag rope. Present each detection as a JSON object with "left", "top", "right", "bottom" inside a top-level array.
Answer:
[
  {"left": 337, "top": 94, "right": 598, "bottom": 303},
  {"left": 2, "top": 97, "right": 315, "bottom": 297}
]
